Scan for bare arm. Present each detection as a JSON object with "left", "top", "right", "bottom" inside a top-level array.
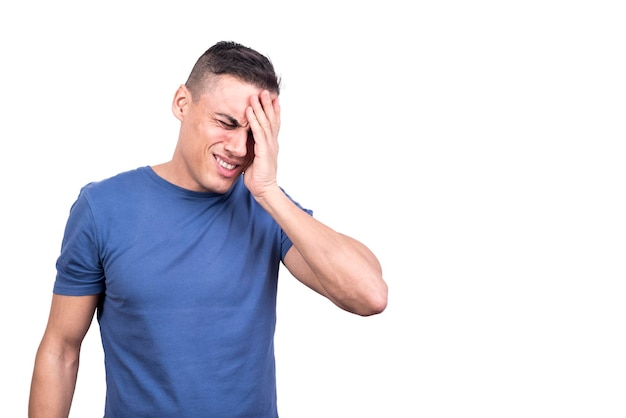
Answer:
[
  {"left": 267, "top": 188, "right": 387, "bottom": 316},
  {"left": 271, "top": 185, "right": 388, "bottom": 316},
  {"left": 244, "top": 91, "right": 387, "bottom": 316},
  {"left": 29, "top": 294, "right": 100, "bottom": 418}
]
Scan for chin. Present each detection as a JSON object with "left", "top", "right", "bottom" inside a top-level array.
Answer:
[{"left": 205, "top": 178, "right": 236, "bottom": 194}]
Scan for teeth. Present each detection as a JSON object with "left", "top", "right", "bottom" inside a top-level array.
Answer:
[{"left": 217, "top": 157, "right": 236, "bottom": 170}]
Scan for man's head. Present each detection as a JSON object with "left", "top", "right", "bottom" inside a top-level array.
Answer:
[
  {"left": 165, "top": 41, "right": 281, "bottom": 194},
  {"left": 185, "top": 41, "right": 280, "bottom": 100}
]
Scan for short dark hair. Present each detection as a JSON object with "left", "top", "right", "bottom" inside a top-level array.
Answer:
[{"left": 185, "top": 41, "right": 281, "bottom": 99}]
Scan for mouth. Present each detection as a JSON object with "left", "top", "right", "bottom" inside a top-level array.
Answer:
[{"left": 215, "top": 155, "right": 238, "bottom": 170}]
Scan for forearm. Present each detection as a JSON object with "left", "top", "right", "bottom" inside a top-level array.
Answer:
[
  {"left": 29, "top": 343, "right": 80, "bottom": 418},
  {"left": 259, "top": 186, "right": 387, "bottom": 315}
]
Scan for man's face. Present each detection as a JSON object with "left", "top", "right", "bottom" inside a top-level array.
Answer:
[{"left": 173, "top": 75, "right": 263, "bottom": 194}]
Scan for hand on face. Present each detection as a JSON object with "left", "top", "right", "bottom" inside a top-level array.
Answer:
[{"left": 243, "top": 90, "right": 281, "bottom": 198}]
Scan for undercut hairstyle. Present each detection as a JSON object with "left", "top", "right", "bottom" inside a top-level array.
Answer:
[{"left": 185, "top": 41, "right": 281, "bottom": 100}]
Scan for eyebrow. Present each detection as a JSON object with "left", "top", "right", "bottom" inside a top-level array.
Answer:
[{"left": 215, "top": 112, "right": 249, "bottom": 129}]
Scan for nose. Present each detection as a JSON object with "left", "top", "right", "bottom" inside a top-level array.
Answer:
[{"left": 223, "top": 128, "right": 249, "bottom": 158}]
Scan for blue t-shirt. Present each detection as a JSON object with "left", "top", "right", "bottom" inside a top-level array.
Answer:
[{"left": 53, "top": 166, "right": 311, "bottom": 417}]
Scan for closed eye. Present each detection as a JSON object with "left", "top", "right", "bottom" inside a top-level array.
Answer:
[
  {"left": 218, "top": 120, "right": 237, "bottom": 129},
  {"left": 215, "top": 113, "right": 245, "bottom": 130}
]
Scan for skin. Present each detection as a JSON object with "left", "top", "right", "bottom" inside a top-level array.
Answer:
[{"left": 29, "top": 74, "right": 388, "bottom": 417}]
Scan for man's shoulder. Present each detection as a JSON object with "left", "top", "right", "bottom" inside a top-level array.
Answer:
[
  {"left": 76, "top": 166, "right": 149, "bottom": 206},
  {"left": 82, "top": 166, "right": 147, "bottom": 190}
]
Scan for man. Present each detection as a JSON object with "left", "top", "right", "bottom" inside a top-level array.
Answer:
[{"left": 29, "top": 40, "right": 388, "bottom": 417}]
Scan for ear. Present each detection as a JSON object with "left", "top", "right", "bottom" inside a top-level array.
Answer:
[{"left": 172, "top": 85, "right": 191, "bottom": 121}]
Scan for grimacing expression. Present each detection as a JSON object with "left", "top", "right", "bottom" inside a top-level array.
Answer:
[{"left": 174, "top": 75, "right": 268, "bottom": 194}]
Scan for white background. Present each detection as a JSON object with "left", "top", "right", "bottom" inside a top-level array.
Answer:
[{"left": 1, "top": 1, "right": 625, "bottom": 417}]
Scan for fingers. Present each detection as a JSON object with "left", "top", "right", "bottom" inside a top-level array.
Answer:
[
  {"left": 247, "top": 91, "right": 280, "bottom": 141},
  {"left": 243, "top": 91, "right": 281, "bottom": 193}
]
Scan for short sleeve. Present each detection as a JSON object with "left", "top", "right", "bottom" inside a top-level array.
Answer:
[{"left": 53, "top": 187, "right": 106, "bottom": 296}]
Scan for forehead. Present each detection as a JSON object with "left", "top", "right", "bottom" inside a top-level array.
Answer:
[{"left": 198, "top": 75, "right": 265, "bottom": 117}]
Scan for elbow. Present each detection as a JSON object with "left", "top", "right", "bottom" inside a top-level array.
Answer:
[
  {"left": 354, "top": 279, "right": 388, "bottom": 317},
  {"left": 365, "top": 286, "right": 388, "bottom": 316}
]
